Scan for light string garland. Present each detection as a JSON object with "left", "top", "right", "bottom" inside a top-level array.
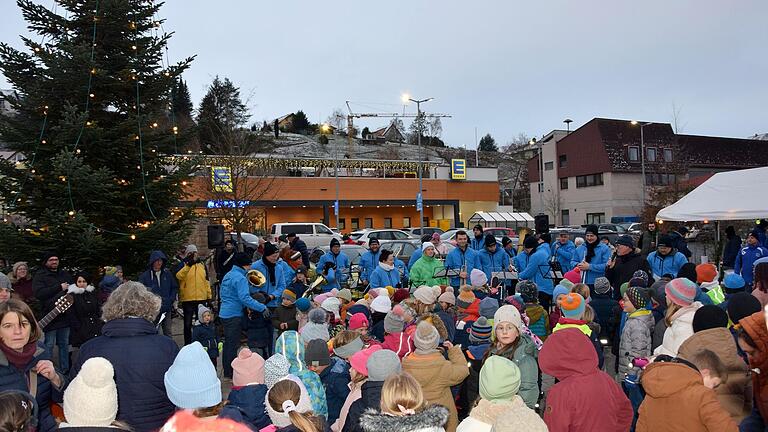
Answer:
[
  {"left": 132, "top": 9, "right": 157, "bottom": 220},
  {"left": 11, "top": 108, "right": 49, "bottom": 207}
]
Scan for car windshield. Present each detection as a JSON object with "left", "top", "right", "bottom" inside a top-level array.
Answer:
[
  {"left": 349, "top": 233, "right": 364, "bottom": 240},
  {"left": 342, "top": 248, "right": 365, "bottom": 265},
  {"left": 440, "top": 231, "right": 455, "bottom": 240}
]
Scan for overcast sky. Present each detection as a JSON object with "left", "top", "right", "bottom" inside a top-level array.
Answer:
[{"left": 2, "top": 0, "right": 766, "bottom": 147}]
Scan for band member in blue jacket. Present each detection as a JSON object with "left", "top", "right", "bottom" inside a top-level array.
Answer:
[
  {"left": 445, "top": 230, "right": 478, "bottom": 288},
  {"left": 552, "top": 231, "right": 576, "bottom": 272},
  {"left": 476, "top": 234, "right": 510, "bottom": 282},
  {"left": 369, "top": 249, "right": 402, "bottom": 288},
  {"left": 470, "top": 224, "right": 486, "bottom": 250},
  {"left": 358, "top": 238, "right": 382, "bottom": 286},
  {"left": 570, "top": 224, "right": 611, "bottom": 285},
  {"left": 518, "top": 236, "right": 555, "bottom": 308},
  {"left": 316, "top": 238, "right": 351, "bottom": 291}
]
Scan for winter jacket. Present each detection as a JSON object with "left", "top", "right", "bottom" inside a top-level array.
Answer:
[
  {"left": 436, "top": 309, "right": 456, "bottom": 343},
  {"left": 380, "top": 332, "right": 415, "bottom": 359},
  {"left": 470, "top": 234, "right": 485, "bottom": 251},
  {"left": 554, "top": 318, "right": 605, "bottom": 370},
  {"left": 618, "top": 309, "right": 654, "bottom": 376},
  {"left": 274, "top": 331, "right": 328, "bottom": 418},
  {"left": 639, "top": 229, "right": 657, "bottom": 256},
  {"left": 289, "top": 237, "right": 310, "bottom": 267},
  {"left": 192, "top": 322, "right": 219, "bottom": 359},
  {"left": 637, "top": 361, "right": 738, "bottom": 432},
  {"left": 456, "top": 397, "right": 547, "bottom": 432},
  {"left": 359, "top": 405, "right": 448, "bottom": 432},
  {"left": 408, "top": 248, "right": 422, "bottom": 271},
  {"left": 475, "top": 246, "right": 510, "bottom": 283},
  {"left": 525, "top": 304, "right": 549, "bottom": 340},
  {"left": 723, "top": 234, "right": 742, "bottom": 268},
  {"left": 175, "top": 260, "right": 211, "bottom": 303},
  {"left": 486, "top": 334, "right": 539, "bottom": 408},
  {"left": 343, "top": 380, "right": 385, "bottom": 432},
  {"left": 669, "top": 231, "right": 692, "bottom": 259},
  {"left": 734, "top": 312, "right": 768, "bottom": 422},
  {"left": 570, "top": 242, "right": 612, "bottom": 284},
  {"left": 551, "top": 240, "right": 575, "bottom": 273},
  {"left": 445, "top": 246, "right": 478, "bottom": 288},
  {"left": 401, "top": 347, "right": 470, "bottom": 432},
  {"left": 218, "top": 384, "right": 271, "bottom": 431},
  {"left": 32, "top": 266, "right": 73, "bottom": 331},
  {"left": 517, "top": 245, "right": 553, "bottom": 295},
  {"left": 277, "top": 260, "right": 296, "bottom": 289},
  {"left": 678, "top": 327, "right": 752, "bottom": 422},
  {"left": 0, "top": 343, "right": 63, "bottom": 432},
  {"left": 358, "top": 250, "right": 381, "bottom": 283},
  {"left": 409, "top": 255, "right": 448, "bottom": 287},
  {"left": 67, "top": 284, "right": 104, "bottom": 348},
  {"left": 318, "top": 251, "right": 351, "bottom": 290},
  {"left": 220, "top": 266, "right": 267, "bottom": 319},
  {"left": 513, "top": 251, "right": 528, "bottom": 274},
  {"left": 369, "top": 264, "right": 401, "bottom": 289},
  {"left": 272, "top": 304, "right": 299, "bottom": 334},
  {"left": 251, "top": 259, "right": 286, "bottom": 308},
  {"left": 736, "top": 244, "right": 768, "bottom": 285},
  {"left": 605, "top": 252, "right": 651, "bottom": 299},
  {"left": 647, "top": 250, "right": 688, "bottom": 280},
  {"left": 332, "top": 379, "right": 365, "bottom": 432},
  {"left": 653, "top": 302, "right": 702, "bottom": 357},
  {"left": 138, "top": 250, "right": 178, "bottom": 315},
  {"left": 539, "top": 328, "right": 632, "bottom": 432},
  {"left": 71, "top": 318, "right": 178, "bottom": 432},
  {"left": 319, "top": 357, "right": 352, "bottom": 425}
]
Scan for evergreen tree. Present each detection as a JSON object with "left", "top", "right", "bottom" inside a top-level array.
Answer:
[
  {"left": 288, "top": 110, "right": 311, "bottom": 134},
  {"left": 171, "top": 79, "right": 193, "bottom": 119},
  {"left": 0, "top": 0, "right": 197, "bottom": 274},
  {"left": 197, "top": 76, "right": 249, "bottom": 153},
  {"left": 478, "top": 133, "right": 498, "bottom": 152}
]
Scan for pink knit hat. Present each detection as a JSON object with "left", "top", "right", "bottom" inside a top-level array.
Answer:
[
  {"left": 564, "top": 268, "right": 581, "bottom": 284},
  {"left": 349, "top": 345, "right": 382, "bottom": 377},
  {"left": 665, "top": 277, "right": 697, "bottom": 307},
  {"left": 231, "top": 348, "right": 265, "bottom": 387},
  {"left": 348, "top": 313, "right": 369, "bottom": 330}
]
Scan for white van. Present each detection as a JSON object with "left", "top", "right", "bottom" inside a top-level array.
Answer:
[{"left": 270, "top": 222, "right": 342, "bottom": 249}]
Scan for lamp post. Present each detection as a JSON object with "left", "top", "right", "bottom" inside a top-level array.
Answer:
[
  {"left": 402, "top": 94, "right": 433, "bottom": 232},
  {"left": 322, "top": 123, "right": 339, "bottom": 229},
  {"left": 530, "top": 138, "right": 543, "bottom": 215},
  {"left": 631, "top": 121, "right": 653, "bottom": 206}
]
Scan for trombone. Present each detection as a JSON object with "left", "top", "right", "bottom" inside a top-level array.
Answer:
[{"left": 247, "top": 269, "right": 266, "bottom": 287}]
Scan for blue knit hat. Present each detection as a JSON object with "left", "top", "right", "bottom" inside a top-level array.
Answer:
[
  {"left": 552, "top": 284, "right": 571, "bottom": 302},
  {"left": 723, "top": 273, "right": 746, "bottom": 292},
  {"left": 164, "top": 342, "right": 221, "bottom": 409},
  {"left": 479, "top": 297, "right": 500, "bottom": 319},
  {"left": 295, "top": 297, "right": 311, "bottom": 313}
]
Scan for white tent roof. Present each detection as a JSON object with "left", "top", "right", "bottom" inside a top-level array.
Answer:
[
  {"left": 468, "top": 211, "right": 535, "bottom": 226},
  {"left": 656, "top": 167, "right": 768, "bottom": 222}
]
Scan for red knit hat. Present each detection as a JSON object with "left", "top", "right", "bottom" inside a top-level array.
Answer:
[
  {"left": 696, "top": 263, "right": 718, "bottom": 284},
  {"left": 564, "top": 268, "right": 581, "bottom": 284},
  {"left": 393, "top": 288, "right": 410, "bottom": 304},
  {"left": 348, "top": 313, "right": 369, "bottom": 330}
]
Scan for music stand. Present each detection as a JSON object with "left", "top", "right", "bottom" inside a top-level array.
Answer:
[
  {"left": 434, "top": 268, "right": 461, "bottom": 279},
  {"left": 491, "top": 271, "right": 518, "bottom": 299}
]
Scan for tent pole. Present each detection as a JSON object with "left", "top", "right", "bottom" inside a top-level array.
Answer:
[{"left": 716, "top": 221, "right": 721, "bottom": 272}]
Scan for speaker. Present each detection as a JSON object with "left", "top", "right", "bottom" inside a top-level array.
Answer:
[
  {"left": 207, "top": 224, "right": 225, "bottom": 249},
  {"left": 534, "top": 214, "right": 549, "bottom": 234}
]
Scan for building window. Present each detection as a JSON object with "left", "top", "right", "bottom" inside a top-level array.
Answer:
[
  {"left": 576, "top": 173, "right": 604, "bottom": 188},
  {"left": 365, "top": 218, "right": 373, "bottom": 229},
  {"left": 537, "top": 183, "right": 544, "bottom": 193},
  {"left": 586, "top": 212, "right": 605, "bottom": 224},
  {"left": 647, "top": 147, "right": 657, "bottom": 162},
  {"left": 560, "top": 177, "right": 568, "bottom": 190},
  {"left": 384, "top": 217, "right": 392, "bottom": 228},
  {"left": 544, "top": 161, "right": 554, "bottom": 171},
  {"left": 561, "top": 209, "right": 570, "bottom": 226},
  {"left": 558, "top": 154, "right": 567, "bottom": 168},
  {"left": 351, "top": 218, "right": 359, "bottom": 230},
  {"left": 338, "top": 218, "right": 345, "bottom": 230},
  {"left": 403, "top": 217, "right": 411, "bottom": 228},
  {"left": 663, "top": 148, "right": 673, "bottom": 162},
  {"left": 628, "top": 146, "right": 640, "bottom": 161},
  {"left": 423, "top": 217, "right": 429, "bottom": 226}
]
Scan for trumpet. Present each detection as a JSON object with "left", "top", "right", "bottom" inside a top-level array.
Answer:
[{"left": 247, "top": 269, "right": 266, "bottom": 287}]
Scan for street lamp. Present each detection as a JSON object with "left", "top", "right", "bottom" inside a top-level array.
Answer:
[
  {"left": 630, "top": 120, "right": 653, "bottom": 206},
  {"left": 530, "top": 138, "right": 543, "bottom": 215},
  {"left": 402, "top": 94, "right": 434, "bottom": 232}
]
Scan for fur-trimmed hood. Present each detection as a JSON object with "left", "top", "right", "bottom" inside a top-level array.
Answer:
[
  {"left": 68, "top": 283, "right": 95, "bottom": 294},
  {"left": 359, "top": 405, "right": 448, "bottom": 432}
]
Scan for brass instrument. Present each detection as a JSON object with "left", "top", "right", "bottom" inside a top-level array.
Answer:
[
  {"left": 247, "top": 269, "right": 266, "bottom": 287},
  {"left": 309, "top": 274, "right": 327, "bottom": 291},
  {"left": 460, "top": 263, "right": 467, "bottom": 286}
]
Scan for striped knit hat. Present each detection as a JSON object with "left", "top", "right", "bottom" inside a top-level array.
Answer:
[
  {"left": 625, "top": 286, "right": 648, "bottom": 310},
  {"left": 560, "top": 293, "right": 586, "bottom": 319},
  {"left": 469, "top": 316, "right": 492, "bottom": 344},
  {"left": 665, "top": 277, "right": 697, "bottom": 307},
  {"left": 457, "top": 285, "right": 476, "bottom": 309}
]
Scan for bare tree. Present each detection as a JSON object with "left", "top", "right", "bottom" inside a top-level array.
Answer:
[
  {"left": 326, "top": 108, "right": 346, "bottom": 132},
  {"left": 542, "top": 188, "right": 563, "bottom": 225},
  {"left": 671, "top": 102, "right": 686, "bottom": 133}
]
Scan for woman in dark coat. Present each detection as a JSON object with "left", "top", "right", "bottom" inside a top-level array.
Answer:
[
  {"left": 68, "top": 272, "right": 103, "bottom": 348},
  {"left": 70, "top": 281, "right": 179, "bottom": 432},
  {"left": 0, "top": 299, "right": 66, "bottom": 432}
]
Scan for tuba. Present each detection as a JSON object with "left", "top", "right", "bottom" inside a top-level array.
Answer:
[
  {"left": 309, "top": 274, "right": 327, "bottom": 292},
  {"left": 247, "top": 269, "right": 266, "bottom": 287}
]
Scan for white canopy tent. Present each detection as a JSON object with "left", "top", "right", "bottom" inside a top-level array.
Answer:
[
  {"left": 656, "top": 167, "right": 768, "bottom": 222},
  {"left": 467, "top": 211, "right": 535, "bottom": 229}
]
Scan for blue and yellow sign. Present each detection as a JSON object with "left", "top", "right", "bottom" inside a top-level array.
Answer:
[
  {"left": 451, "top": 159, "right": 466, "bottom": 180},
  {"left": 211, "top": 166, "right": 232, "bottom": 192}
]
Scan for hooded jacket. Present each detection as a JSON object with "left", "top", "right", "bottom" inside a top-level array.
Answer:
[
  {"left": 218, "top": 384, "right": 270, "bottom": 430},
  {"left": 517, "top": 245, "right": 553, "bottom": 295},
  {"left": 380, "top": 332, "right": 415, "bottom": 359},
  {"left": 175, "top": 258, "right": 211, "bottom": 303},
  {"left": 138, "top": 250, "right": 178, "bottom": 314},
  {"left": 618, "top": 310, "right": 654, "bottom": 376},
  {"left": 445, "top": 246, "right": 478, "bottom": 288},
  {"left": 409, "top": 254, "right": 448, "bottom": 287},
  {"left": 360, "top": 405, "right": 449, "bottom": 432},
  {"left": 539, "top": 328, "right": 632, "bottom": 432},
  {"left": 646, "top": 250, "right": 688, "bottom": 280},
  {"left": 653, "top": 302, "right": 702, "bottom": 357},
  {"left": 570, "top": 242, "right": 612, "bottom": 284},
  {"left": 67, "top": 283, "right": 103, "bottom": 347},
  {"left": 274, "top": 331, "right": 328, "bottom": 419},
  {"left": 736, "top": 244, "right": 768, "bottom": 285},
  {"left": 456, "top": 397, "right": 547, "bottom": 432},
  {"left": 476, "top": 246, "right": 510, "bottom": 284},
  {"left": 737, "top": 311, "right": 768, "bottom": 421},
  {"left": 637, "top": 361, "right": 738, "bottom": 432},
  {"left": 678, "top": 327, "right": 752, "bottom": 422}
]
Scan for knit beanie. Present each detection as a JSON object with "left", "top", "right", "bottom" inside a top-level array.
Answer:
[
  {"left": 665, "top": 278, "right": 697, "bottom": 307},
  {"left": 479, "top": 297, "right": 500, "bottom": 319},
  {"left": 308, "top": 308, "right": 326, "bottom": 324},
  {"left": 517, "top": 280, "right": 538, "bottom": 303},
  {"left": 629, "top": 277, "right": 647, "bottom": 289},
  {"left": 282, "top": 289, "right": 297, "bottom": 302},
  {"left": 677, "top": 263, "right": 698, "bottom": 284},
  {"left": 413, "top": 321, "right": 440, "bottom": 354},
  {"left": 692, "top": 305, "right": 729, "bottom": 333},
  {"left": 393, "top": 288, "right": 410, "bottom": 304},
  {"left": 552, "top": 284, "right": 571, "bottom": 302},
  {"left": 558, "top": 278, "right": 575, "bottom": 290},
  {"left": 384, "top": 308, "right": 405, "bottom": 334},
  {"left": 197, "top": 304, "right": 212, "bottom": 320},
  {"left": 333, "top": 336, "right": 364, "bottom": 359},
  {"left": 523, "top": 235, "right": 538, "bottom": 249},
  {"left": 263, "top": 242, "right": 278, "bottom": 257},
  {"left": 233, "top": 252, "right": 251, "bottom": 267},
  {"left": 414, "top": 285, "right": 440, "bottom": 305},
  {"left": 625, "top": 286, "right": 647, "bottom": 310},
  {"left": 337, "top": 288, "right": 352, "bottom": 302},
  {"left": 295, "top": 297, "right": 311, "bottom": 312},
  {"left": 265, "top": 375, "right": 313, "bottom": 428},
  {"left": 421, "top": 242, "right": 435, "bottom": 253},
  {"left": 436, "top": 287, "right": 455, "bottom": 305},
  {"left": 314, "top": 292, "right": 331, "bottom": 305},
  {"left": 727, "top": 292, "right": 761, "bottom": 324},
  {"left": 397, "top": 302, "right": 417, "bottom": 320},
  {"left": 164, "top": 342, "right": 222, "bottom": 409},
  {"left": 305, "top": 339, "right": 331, "bottom": 367},
  {"left": 321, "top": 297, "right": 342, "bottom": 319},
  {"left": 620, "top": 282, "right": 630, "bottom": 298},
  {"left": 479, "top": 355, "right": 521, "bottom": 402},
  {"left": 348, "top": 313, "right": 369, "bottom": 330},
  {"left": 723, "top": 273, "right": 746, "bottom": 293},
  {"left": 470, "top": 269, "right": 488, "bottom": 287},
  {"left": 349, "top": 345, "right": 381, "bottom": 376},
  {"left": 594, "top": 277, "right": 611, "bottom": 295},
  {"left": 370, "top": 295, "right": 392, "bottom": 314},
  {"left": 469, "top": 316, "right": 492, "bottom": 344},
  {"left": 632, "top": 270, "right": 650, "bottom": 285},
  {"left": 366, "top": 349, "right": 402, "bottom": 382},
  {"left": 560, "top": 293, "right": 586, "bottom": 319},
  {"left": 563, "top": 269, "right": 581, "bottom": 284},
  {"left": 264, "top": 354, "right": 291, "bottom": 389},
  {"left": 63, "top": 357, "right": 118, "bottom": 427},
  {"left": 584, "top": 224, "right": 599, "bottom": 236},
  {"left": 493, "top": 305, "right": 523, "bottom": 332},
  {"left": 300, "top": 322, "right": 330, "bottom": 344},
  {"left": 456, "top": 285, "right": 476, "bottom": 309}
]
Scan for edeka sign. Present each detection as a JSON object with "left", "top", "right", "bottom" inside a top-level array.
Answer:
[
  {"left": 211, "top": 166, "right": 232, "bottom": 192},
  {"left": 207, "top": 200, "right": 250, "bottom": 209},
  {"left": 451, "top": 159, "right": 466, "bottom": 180}
]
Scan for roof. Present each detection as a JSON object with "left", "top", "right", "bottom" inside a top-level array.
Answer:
[
  {"left": 677, "top": 134, "right": 768, "bottom": 168},
  {"left": 468, "top": 211, "right": 534, "bottom": 225}
]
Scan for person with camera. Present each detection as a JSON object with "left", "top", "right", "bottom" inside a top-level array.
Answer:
[{"left": 175, "top": 244, "right": 212, "bottom": 345}]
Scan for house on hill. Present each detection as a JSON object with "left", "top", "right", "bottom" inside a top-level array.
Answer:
[{"left": 362, "top": 121, "right": 406, "bottom": 144}]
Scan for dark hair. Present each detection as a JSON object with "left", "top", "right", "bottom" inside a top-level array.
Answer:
[
  {"left": 688, "top": 349, "right": 727, "bottom": 382},
  {"left": 0, "top": 391, "right": 36, "bottom": 432},
  {"left": 455, "top": 230, "right": 468, "bottom": 240},
  {"left": 379, "top": 249, "right": 393, "bottom": 262},
  {"left": 754, "top": 263, "right": 768, "bottom": 294},
  {"left": 737, "top": 327, "right": 757, "bottom": 350},
  {"left": 0, "top": 300, "right": 42, "bottom": 344},
  {"left": 600, "top": 236, "right": 611, "bottom": 242},
  {"left": 74, "top": 271, "right": 91, "bottom": 284},
  {"left": 420, "top": 234, "right": 431, "bottom": 243}
]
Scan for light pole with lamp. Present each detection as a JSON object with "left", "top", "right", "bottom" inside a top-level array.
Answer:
[
  {"left": 402, "top": 94, "right": 433, "bottom": 232},
  {"left": 630, "top": 121, "right": 652, "bottom": 206},
  {"left": 321, "top": 123, "right": 339, "bottom": 229}
]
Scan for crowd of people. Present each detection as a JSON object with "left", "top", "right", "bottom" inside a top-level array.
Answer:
[{"left": 1, "top": 221, "right": 768, "bottom": 432}]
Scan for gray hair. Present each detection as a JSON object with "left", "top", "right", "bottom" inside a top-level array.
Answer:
[{"left": 102, "top": 281, "right": 161, "bottom": 323}]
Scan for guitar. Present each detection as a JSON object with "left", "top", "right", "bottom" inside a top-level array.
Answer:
[{"left": 38, "top": 294, "right": 74, "bottom": 330}]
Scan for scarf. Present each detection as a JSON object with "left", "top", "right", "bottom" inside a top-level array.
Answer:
[
  {"left": 379, "top": 262, "right": 394, "bottom": 271},
  {"left": 0, "top": 340, "right": 36, "bottom": 370},
  {"left": 585, "top": 239, "right": 598, "bottom": 263},
  {"left": 262, "top": 256, "right": 277, "bottom": 285}
]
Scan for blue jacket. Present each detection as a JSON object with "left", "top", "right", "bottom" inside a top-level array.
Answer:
[
  {"left": 318, "top": 357, "right": 351, "bottom": 425},
  {"left": 445, "top": 246, "right": 478, "bottom": 287},
  {"left": 71, "top": 318, "right": 178, "bottom": 432},
  {"left": 251, "top": 259, "right": 287, "bottom": 308},
  {"left": 518, "top": 245, "right": 555, "bottom": 295},
  {"left": 277, "top": 260, "right": 296, "bottom": 288},
  {"left": 470, "top": 235, "right": 486, "bottom": 251},
  {"left": 275, "top": 331, "right": 328, "bottom": 418},
  {"left": 514, "top": 251, "right": 528, "bottom": 273},
  {"left": 359, "top": 250, "right": 381, "bottom": 282},
  {"left": 0, "top": 343, "right": 62, "bottom": 432},
  {"left": 407, "top": 248, "right": 422, "bottom": 270},
  {"left": 218, "top": 384, "right": 270, "bottom": 430},
  {"left": 220, "top": 266, "right": 267, "bottom": 319},
  {"left": 370, "top": 264, "right": 401, "bottom": 288},
  {"left": 395, "top": 258, "right": 409, "bottom": 280},
  {"left": 736, "top": 244, "right": 768, "bottom": 285},
  {"left": 476, "top": 246, "right": 510, "bottom": 281},
  {"left": 138, "top": 250, "right": 178, "bottom": 315},
  {"left": 551, "top": 240, "right": 576, "bottom": 273},
  {"left": 317, "top": 251, "right": 351, "bottom": 291},
  {"left": 646, "top": 251, "right": 688, "bottom": 280},
  {"left": 192, "top": 322, "right": 219, "bottom": 359},
  {"left": 571, "top": 242, "right": 612, "bottom": 284}
]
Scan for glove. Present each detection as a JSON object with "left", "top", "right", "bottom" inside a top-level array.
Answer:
[{"left": 261, "top": 308, "right": 271, "bottom": 319}]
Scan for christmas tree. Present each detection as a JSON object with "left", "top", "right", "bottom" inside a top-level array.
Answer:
[{"left": 0, "top": 0, "right": 198, "bottom": 275}]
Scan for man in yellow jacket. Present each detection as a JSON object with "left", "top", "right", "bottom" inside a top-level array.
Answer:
[{"left": 176, "top": 244, "right": 212, "bottom": 344}]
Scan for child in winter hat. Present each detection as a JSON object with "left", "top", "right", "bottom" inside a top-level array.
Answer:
[
  {"left": 380, "top": 307, "right": 415, "bottom": 358},
  {"left": 321, "top": 297, "right": 342, "bottom": 320},
  {"left": 438, "top": 286, "right": 456, "bottom": 307},
  {"left": 231, "top": 348, "right": 265, "bottom": 387},
  {"left": 413, "top": 321, "right": 440, "bottom": 354},
  {"left": 264, "top": 353, "right": 291, "bottom": 389},
  {"left": 164, "top": 342, "right": 222, "bottom": 410},
  {"left": 456, "top": 284, "right": 477, "bottom": 309},
  {"left": 192, "top": 304, "right": 219, "bottom": 367},
  {"left": 469, "top": 316, "right": 492, "bottom": 344},
  {"left": 665, "top": 277, "right": 698, "bottom": 307},
  {"left": 62, "top": 357, "right": 118, "bottom": 428},
  {"left": 413, "top": 285, "right": 441, "bottom": 306},
  {"left": 300, "top": 308, "right": 330, "bottom": 344},
  {"left": 366, "top": 349, "right": 402, "bottom": 382},
  {"left": 220, "top": 349, "right": 270, "bottom": 430},
  {"left": 470, "top": 269, "right": 488, "bottom": 288},
  {"left": 560, "top": 293, "right": 586, "bottom": 320},
  {"left": 594, "top": 277, "right": 612, "bottom": 296},
  {"left": 479, "top": 297, "right": 500, "bottom": 321},
  {"left": 369, "top": 295, "right": 392, "bottom": 314}
]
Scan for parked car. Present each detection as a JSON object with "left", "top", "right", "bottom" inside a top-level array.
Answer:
[
  {"left": 686, "top": 224, "right": 715, "bottom": 242},
  {"left": 484, "top": 227, "right": 518, "bottom": 239},
  {"left": 349, "top": 229, "right": 413, "bottom": 247},
  {"left": 622, "top": 223, "right": 643, "bottom": 235},
  {"left": 229, "top": 232, "right": 260, "bottom": 255},
  {"left": 407, "top": 227, "right": 445, "bottom": 237},
  {"left": 381, "top": 239, "right": 455, "bottom": 264},
  {"left": 315, "top": 244, "right": 367, "bottom": 289},
  {"left": 269, "top": 222, "right": 342, "bottom": 249}
]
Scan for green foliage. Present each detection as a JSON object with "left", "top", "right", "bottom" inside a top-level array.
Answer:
[
  {"left": 478, "top": 133, "right": 498, "bottom": 152},
  {"left": 197, "top": 76, "right": 249, "bottom": 153}
]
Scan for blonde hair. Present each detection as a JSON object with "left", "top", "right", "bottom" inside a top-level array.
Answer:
[
  {"left": 380, "top": 372, "right": 427, "bottom": 416},
  {"left": 9, "top": 262, "right": 31, "bottom": 283},
  {"left": 267, "top": 380, "right": 321, "bottom": 432},
  {"left": 665, "top": 302, "right": 683, "bottom": 327},
  {"left": 332, "top": 330, "right": 359, "bottom": 349},
  {"left": 582, "top": 304, "right": 595, "bottom": 324},
  {"left": 571, "top": 283, "right": 590, "bottom": 301},
  {"left": 102, "top": 281, "right": 161, "bottom": 322}
]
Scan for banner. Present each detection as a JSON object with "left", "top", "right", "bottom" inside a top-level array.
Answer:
[
  {"left": 451, "top": 159, "right": 466, "bottom": 180},
  {"left": 211, "top": 166, "right": 232, "bottom": 192}
]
